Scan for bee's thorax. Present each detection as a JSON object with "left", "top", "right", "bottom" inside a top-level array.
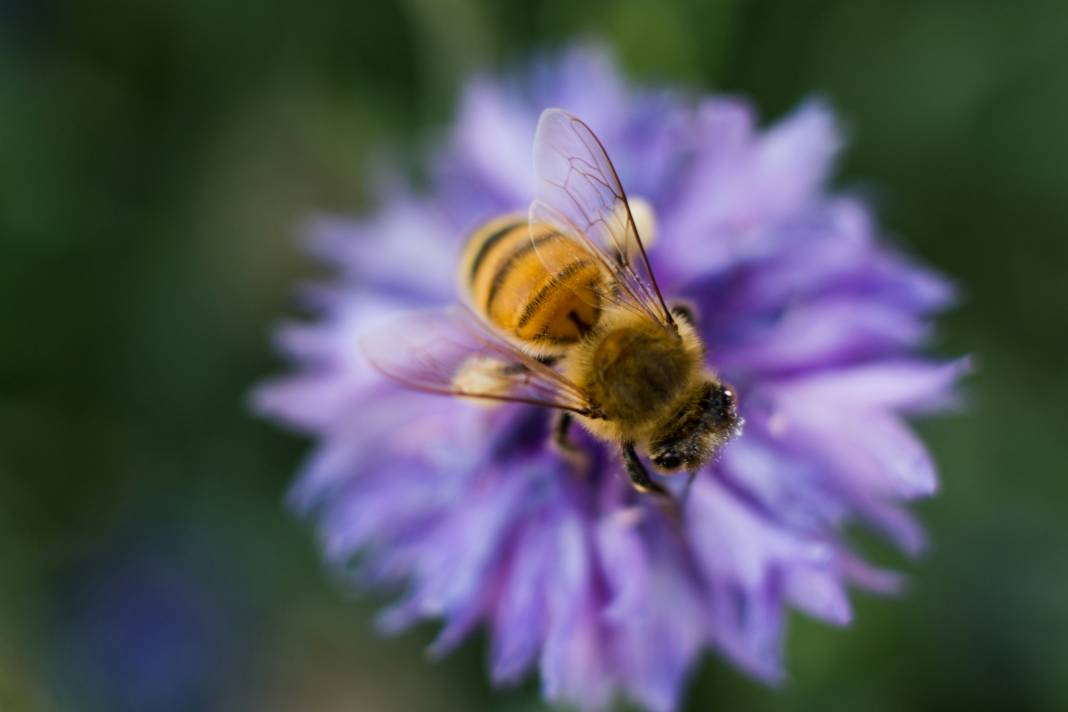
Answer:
[{"left": 566, "top": 309, "right": 707, "bottom": 444}]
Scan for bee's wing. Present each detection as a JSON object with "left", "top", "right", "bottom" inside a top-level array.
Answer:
[
  {"left": 531, "top": 108, "right": 673, "bottom": 327},
  {"left": 360, "top": 304, "right": 594, "bottom": 414}
]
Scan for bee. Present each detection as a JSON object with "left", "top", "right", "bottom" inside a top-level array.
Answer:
[{"left": 363, "top": 109, "right": 742, "bottom": 505}]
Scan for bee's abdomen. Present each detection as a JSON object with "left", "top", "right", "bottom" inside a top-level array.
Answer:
[{"left": 461, "top": 215, "right": 602, "bottom": 351}]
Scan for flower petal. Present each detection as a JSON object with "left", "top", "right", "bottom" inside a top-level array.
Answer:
[
  {"left": 597, "top": 513, "right": 706, "bottom": 712},
  {"left": 767, "top": 357, "right": 972, "bottom": 413}
]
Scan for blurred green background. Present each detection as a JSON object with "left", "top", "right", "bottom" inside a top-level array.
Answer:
[{"left": 2, "top": 0, "right": 1067, "bottom": 710}]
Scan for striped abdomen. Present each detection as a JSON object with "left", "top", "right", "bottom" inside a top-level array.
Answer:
[{"left": 460, "top": 214, "right": 603, "bottom": 353}]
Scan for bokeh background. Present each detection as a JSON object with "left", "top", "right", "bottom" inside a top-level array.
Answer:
[{"left": 2, "top": 0, "right": 1067, "bottom": 710}]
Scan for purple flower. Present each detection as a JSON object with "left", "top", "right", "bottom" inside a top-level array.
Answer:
[{"left": 253, "top": 47, "right": 966, "bottom": 712}]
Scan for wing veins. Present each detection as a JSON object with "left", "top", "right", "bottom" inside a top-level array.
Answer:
[{"left": 552, "top": 112, "right": 674, "bottom": 325}]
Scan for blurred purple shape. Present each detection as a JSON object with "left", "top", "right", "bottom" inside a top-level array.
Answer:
[
  {"left": 254, "top": 46, "right": 966, "bottom": 712},
  {"left": 50, "top": 533, "right": 238, "bottom": 712}
]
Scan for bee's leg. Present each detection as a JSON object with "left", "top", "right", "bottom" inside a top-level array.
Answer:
[
  {"left": 680, "top": 469, "right": 699, "bottom": 506},
  {"left": 622, "top": 443, "right": 673, "bottom": 503},
  {"left": 669, "top": 301, "right": 697, "bottom": 325},
  {"left": 554, "top": 412, "right": 576, "bottom": 450},
  {"left": 552, "top": 412, "right": 589, "bottom": 472},
  {"left": 622, "top": 444, "right": 683, "bottom": 521}
]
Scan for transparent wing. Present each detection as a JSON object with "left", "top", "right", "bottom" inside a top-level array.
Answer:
[
  {"left": 532, "top": 108, "right": 673, "bottom": 326},
  {"left": 360, "top": 305, "right": 595, "bottom": 415}
]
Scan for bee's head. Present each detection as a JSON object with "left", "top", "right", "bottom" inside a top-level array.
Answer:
[{"left": 648, "top": 380, "right": 742, "bottom": 473}]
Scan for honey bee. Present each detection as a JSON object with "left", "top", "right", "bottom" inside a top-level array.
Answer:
[{"left": 364, "top": 109, "right": 742, "bottom": 505}]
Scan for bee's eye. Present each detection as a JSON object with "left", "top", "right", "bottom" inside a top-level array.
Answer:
[
  {"left": 654, "top": 454, "right": 682, "bottom": 470},
  {"left": 702, "top": 384, "right": 736, "bottom": 417}
]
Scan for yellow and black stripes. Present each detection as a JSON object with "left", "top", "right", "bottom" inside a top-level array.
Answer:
[
  {"left": 466, "top": 216, "right": 522, "bottom": 287},
  {"left": 460, "top": 214, "right": 604, "bottom": 353},
  {"left": 484, "top": 230, "right": 561, "bottom": 313}
]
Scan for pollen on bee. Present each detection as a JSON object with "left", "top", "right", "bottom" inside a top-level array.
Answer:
[{"left": 452, "top": 355, "right": 515, "bottom": 404}]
